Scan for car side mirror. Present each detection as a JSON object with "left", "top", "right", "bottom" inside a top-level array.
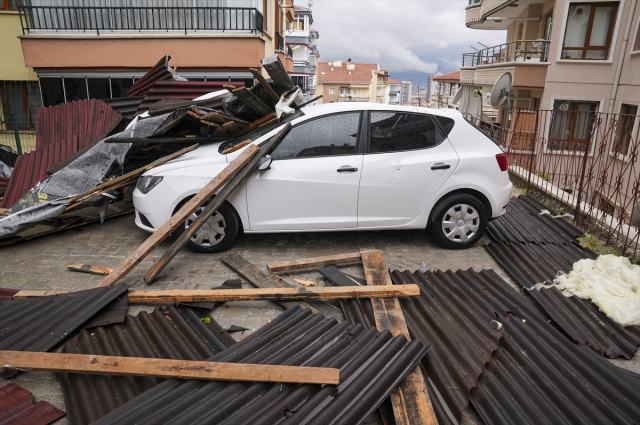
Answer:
[{"left": 257, "top": 155, "right": 272, "bottom": 171}]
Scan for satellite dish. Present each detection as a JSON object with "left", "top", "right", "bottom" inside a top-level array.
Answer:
[
  {"left": 307, "top": 0, "right": 314, "bottom": 7},
  {"left": 490, "top": 72, "right": 512, "bottom": 109}
]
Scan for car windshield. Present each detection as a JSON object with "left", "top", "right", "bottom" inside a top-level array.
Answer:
[{"left": 218, "top": 110, "right": 305, "bottom": 153}]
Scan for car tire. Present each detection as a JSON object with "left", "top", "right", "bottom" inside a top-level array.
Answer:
[
  {"left": 175, "top": 200, "right": 240, "bottom": 253},
  {"left": 429, "top": 193, "right": 487, "bottom": 250}
]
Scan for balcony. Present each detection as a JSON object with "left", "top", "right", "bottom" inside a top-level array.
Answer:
[
  {"left": 463, "top": 40, "right": 549, "bottom": 67},
  {"left": 465, "top": 0, "right": 544, "bottom": 29},
  {"left": 276, "top": 32, "right": 284, "bottom": 52},
  {"left": 19, "top": 6, "right": 264, "bottom": 36}
]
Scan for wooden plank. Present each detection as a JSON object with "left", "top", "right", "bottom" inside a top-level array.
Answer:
[
  {"left": 232, "top": 87, "right": 273, "bottom": 117},
  {"left": 105, "top": 137, "right": 226, "bottom": 144},
  {"left": 221, "top": 254, "right": 345, "bottom": 320},
  {"left": 97, "top": 144, "right": 260, "bottom": 287},
  {"left": 261, "top": 54, "right": 295, "bottom": 95},
  {"left": 0, "top": 351, "right": 339, "bottom": 385},
  {"left": 267, "top": 252, "right": 362, "bottom": 273},
  {"left": 14, "top": 290, "right": 69, "bottom": 298},
  {"left": 233, "top": 112, "right": 277, "bottom": 137},
  {"left": 68, "top": 144, "right": 199, "bottom": 204},
  {"left": 200, "top": 112, "right": 249, "bottom": 127},
  {"left": 292, "top": 278, "right": 315, "bottom": 286},
  {"left": 319, "top": 266, "right": 359, "bottom": 287},
  {"left": 142, "top": 124, "right": 290, "bottom": 284},
  {"left": 361, "top": 250, "right": 438, "bottom": 425},
  {"left": 67, "top": 263, "right": 112, "bottom": 276},
  {"left": 249, "top": 67, "right": 280, "bottom": 101},
  {"left": 222, "top": 121, "right": 239, "bottom": 133},
  {"left": 221, "top": 139, "right": 252, "bottom": 155}
]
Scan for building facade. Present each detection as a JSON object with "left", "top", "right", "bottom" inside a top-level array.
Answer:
[
  {"left": 433, "top": 71, "right": 461, "bottom": 109},
  {"left": 286, "top": 6, "right": 319, "bottom": 101},
  {"left": 316, "top": 59, "right": 390, "bottom": 104},
  {"left": 8, "top": 0, "right": 294, "bottom": 113}
]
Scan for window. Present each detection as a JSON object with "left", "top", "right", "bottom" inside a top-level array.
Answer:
[
  {"left": 561, "top": 2, "right": 618, "bottom": 60},
  {"left": 340, "top": 88, "right": 348, "bottom": 96},
  {"left": 549, "top": 100, "right": 599, "bottom": 150},
  {"left": 633, "top": 18, "right": 640, "bottom": 52},
  {"left": 0, "top": 81, "right": 42, "bottom": 130},
  {"left": 614, "top": 103, "right": 638, "bottom": 156},
  {"left": 352, "top": 89, "right": 358, "bottom": 96},
  {"left": 544, "top": 11, "right": 554, "bottom": 40},
  {"left": 0, "top": 0, "right": 21, "bottom": 10},
  {"left": 271, "top": 113, "right": 360, "bottom": 160},
  {"left": 329, "top": 88, "right": 335, "bottom": 95},
  {"left": 369, "top": 112, "right": 449, "bottom": 153}
]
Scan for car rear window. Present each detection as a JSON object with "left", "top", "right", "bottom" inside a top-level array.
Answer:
[{"left": 369, "top": 112, "right": 449, "bottom": 153}]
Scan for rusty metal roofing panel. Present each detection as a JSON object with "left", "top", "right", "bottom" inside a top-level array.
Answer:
[
  {"left": 0, "top": 284, "right": 128, "bottom": 353},
  {"left": 487, "top": 196, "right": 581, "bottom": 244},
  {"left": 0, "top": 176, "right": 7, "bottom": 197},
  {"left": 127, "top": 56, "right": 173, "bottom": 97},
  {"left": 390, "top": 270, "right": 504, "bottom": 425},
  {"left": 103, "top": 96, "right": 145, "bottom": 119},
  {"left": 58, "top": 305, "right": 236, "bottom": 425},
  {"left": 91, "top": 305, "right": 428, "bottom": 425},
  {"left": 0, "top": 289, "right": 19, "bottom": 301},
  {"left": 136, "top": 81, "right": 243, "bottom": 115},
  {"left": 0, "top": 148, "right": 50, "bottom": 208},
  {"left": 0, "top": 383, "right": 66, "bottom": 425},
  {"left": 486, "top": 241, "right": 640, "bottom": 359},
  {"left": 403, "top": 268, "right": 640, "bottom": 425}
]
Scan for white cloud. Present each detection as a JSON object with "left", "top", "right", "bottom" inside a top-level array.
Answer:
[{"left": 308, "top": 0, "right": 506, "bottom": 73}]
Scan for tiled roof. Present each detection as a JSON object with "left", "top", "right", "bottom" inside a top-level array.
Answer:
[
  {"left": 388, "top": 78, "right": 402, "bottom": 84},
  {"left": 433, "top": 71, "right": 461, "bottom": 81},
  {"left": 317, "top": 62, "right": 379, "bottom": 83}
]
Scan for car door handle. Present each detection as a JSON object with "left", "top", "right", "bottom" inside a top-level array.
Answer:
[
  {"left": 337, "top": 166, "right": 358, "bottom": 172},
  {"left": 431, "top": 163, "right": 451, "bottom": 170}
]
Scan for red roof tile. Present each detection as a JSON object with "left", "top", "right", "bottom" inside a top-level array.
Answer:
[
  {"left": 433, "top": 71, "right": 461, "bottom": 81},
  {"left": 388, "top": 78, "right": 402, "bottom": 84},
  {"left": 317, "top": 62, "right": 379, "bottom": 83}
]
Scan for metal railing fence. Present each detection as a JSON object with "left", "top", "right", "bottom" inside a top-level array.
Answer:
[
  {"left": 19, "top": 6, "right": 263, "bottom": 35},
  {"left": 462, "top": 40, "right": 550, "bottom": 67},
  {"left": 482, "top": 108, "right": 640, "bottom": 259},
  {"left": 276, "top": 32, "right": 284, "bottom": 51}
]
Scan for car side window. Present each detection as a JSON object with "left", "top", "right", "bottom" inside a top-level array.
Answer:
[
  {"left": 270, "top": 112, "right": 360, "bottom": 160},
  {"left": 369, "top": 112, "right": 447, "bottom": 153}
]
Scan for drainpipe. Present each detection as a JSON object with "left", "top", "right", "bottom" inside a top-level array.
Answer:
[{"left": 608, "top": 0, "right": 638, "bottom": 114}]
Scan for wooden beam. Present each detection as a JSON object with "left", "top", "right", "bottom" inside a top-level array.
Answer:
[
  {"left": 267, "top": 252, "right": 362, "bottom": 273},
  {"left": 97, "top": 144, "right": 260, "bottom": 287},
  {"left": 0, "top": 351, "right": 339, "bottom": 385},
  {"left": 142, "top": 124, "right": 290, "bottom": 284},
  {"left": 249, "top": 67, "right": 280, "bottom": 101},
  {"left": 221, "top": 139, "right": 252, "bottom": 155},
  {"left": 105, "top": 137, "right": 222, "bottom": 144},
  {"left": 232, "top": 87, "right": 274, "bottom": 117},
  {"left": 361, "top": 250, "right": 438, "bottom": 425},
  {"left": 222, "top": 121, "right": 239, "bottom": 133},
  {"left": 261, "top": 55, "right": 295, "bottom": 95},
  {"left": 200, "top": 112, "right": 250, "bottom": 127},
  {"left": 67, "top": 263, "right": 112, "bottom": 276},
  {"left": 221, "top": 254, "right": 344, "bottom": 320},
  {"left": 233, "top": 113, "right": 277, "bottom": 137}
]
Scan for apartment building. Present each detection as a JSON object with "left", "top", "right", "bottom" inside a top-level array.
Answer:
[
  {"left": 433, "top": 71, "right": 461, "bottom": 109},
  {"left": 286, "top": 5, "right": 319, "bottom": 101},
  {"left": 5, "top": 0, "right": 294, "bottom": 113},
  {"left": 462, "top": 0, "right": 639, "bottom": 124},
  {"left": 316, "top": 59, "right": 390, "bottom": 104},
  {"left": 389, "top": 79, "right": 413, "bottom": 105}
]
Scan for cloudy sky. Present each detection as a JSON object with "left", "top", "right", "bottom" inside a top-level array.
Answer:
[{"left": 308, "top": 0, "right": 506, "bottom": 78}]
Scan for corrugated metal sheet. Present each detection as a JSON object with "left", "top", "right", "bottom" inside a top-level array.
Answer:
[
  {"left": 146, "top": 94, "right": 230, "bottom": 117},
  {"left": 0, "top": 176, "right": 7, "bottom": 197},
  {"left": 487, "top": 196, "right": 582, "bottom": 244},
  {"left": 1, "top": 99, "right": 121, "bottom": 208},
  {"left": 398, "top": 268, "right": 640, "bottom": 425},
  {"left": 92, "top": 305, "right": 428, "bottom": 425},
  {"left": 0, "top": 284, "right": 128, "bottom": 353},
  {"left": 390, "top": 270, "right": 505, "bottom": 425},
  {"left": 0, "top": 289, "right": 19, "bottom": 301},
  {"left": 35, "top": 99, "right": 121, "bottom": 152},
  {"left": 0, "top": 383, "right": 66, "bottom": 425},
  {"left": 486, "top": 241, "right": 640, "bottom": 359},
  {"left": 58, "top": 305, "right": 236, "bottom": 425},
  {"left": 136, "top": 81, "right": 243, "bottom": 115},
  {"left": 127, "top": 56, "right": 173, "bottom": 97},
  {"left": 103, "top": 96, "right": 145, "bottom": 119}
]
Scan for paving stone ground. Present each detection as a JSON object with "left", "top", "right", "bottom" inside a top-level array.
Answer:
[{"left": 1, "top": 213, "right": 638, "bottom": 423}]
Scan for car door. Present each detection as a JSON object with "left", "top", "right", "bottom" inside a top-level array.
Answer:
[
  {"left": 246, "top": 111, "right": 364, "bottom": 231},
  {"left": 357, "top": 111, "right": 459, "bottom": 227}
]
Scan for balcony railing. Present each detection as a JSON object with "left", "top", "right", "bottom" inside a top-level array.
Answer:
[
  {"left": 19, "top": 6, "right": 263, "bottom": 36},
  {"left": 294, "top": 60, "right": 310, "bottom": 67},
  {"left": 468, "top": 0, "right": 481, "bottom": 4},
  {"left": 462, "top": 40, "right": 550, "bottom": 67},
  {"left": 276, "top": 32, "right": 284, "bottom": 51}
]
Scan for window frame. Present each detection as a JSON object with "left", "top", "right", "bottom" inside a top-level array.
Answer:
[
  {"left": 0, "top": 0, "right": 18, "bottom": 11},
  {"left": 268, "top": 111, "right": 365, "bottom": 161},
  {"left": 631, "top": 15, "right": 640, "bottom": 53},
  {"left": 560, "top": 1, "right": 619, "bottom": 61},
  {"left": 363, "top": 110, "right": 451, "bottom": 155},
  {"left": 548, "top": 99, "right": 600, "bottom": 151},
  {"left": 329, "top": 88, "right": 335, "bottom": 95},
  {"left": 611, "top": 102, "right": 639, "bottom": 159}
]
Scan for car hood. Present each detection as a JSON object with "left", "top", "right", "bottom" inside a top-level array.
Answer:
[{"left": 142, "top": 141, "right": 230, "bottom": 176}]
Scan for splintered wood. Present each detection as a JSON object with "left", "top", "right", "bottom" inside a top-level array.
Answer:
[{"left": 361, "top": 250, "right": 438, "bottom": 425}]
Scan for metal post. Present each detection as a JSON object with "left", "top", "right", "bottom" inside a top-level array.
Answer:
[{"left": 11, "top": 113, "right": 23, "bottom": 155}]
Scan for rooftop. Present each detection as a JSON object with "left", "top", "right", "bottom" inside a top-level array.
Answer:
[
  {"left": 433, "top": 71, "right": 461, "bottom": 81},
  {"left": 317, "top": 61, "right": 379, "bottom": 83},
  {"left": 388, "top": 78, "right": 402, "bottom": 84}
]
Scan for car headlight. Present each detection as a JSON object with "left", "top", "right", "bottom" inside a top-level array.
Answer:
[{"left": 136, "top": 176, "right": 163, "bottom": 194}]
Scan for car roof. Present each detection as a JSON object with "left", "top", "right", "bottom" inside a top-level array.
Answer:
[{"left": 300, "top": 102, "right": 462, "bottom": 120}]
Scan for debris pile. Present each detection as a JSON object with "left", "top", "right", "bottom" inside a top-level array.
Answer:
[{"left": 0, "top": 53, "right": 309, "bottom": 244}]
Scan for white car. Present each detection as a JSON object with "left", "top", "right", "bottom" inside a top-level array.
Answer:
[{"left": 133, "top": 103, "right": 512, "bottom": 252}]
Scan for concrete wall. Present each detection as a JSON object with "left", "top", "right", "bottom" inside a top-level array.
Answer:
[{"left": 0, "top": 13, "right": 37, "bottom": 81}]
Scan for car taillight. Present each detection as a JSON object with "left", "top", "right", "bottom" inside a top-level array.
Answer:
[{"left": 496, "top": 154, "right": 508, "bottom": 172}]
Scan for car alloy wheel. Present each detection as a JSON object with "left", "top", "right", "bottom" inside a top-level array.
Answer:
[
  {"left": 185, "top": 208, "right": 226, "bottom": 247},
  {"left": 441, "top": 204, "right": 480, "bottom": 243}
]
